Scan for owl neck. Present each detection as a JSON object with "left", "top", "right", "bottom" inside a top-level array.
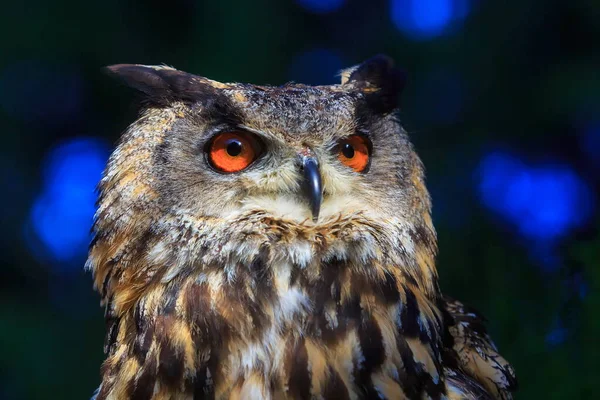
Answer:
[{"left": 88, "top": 210, "right": 439, "bottom": 316}]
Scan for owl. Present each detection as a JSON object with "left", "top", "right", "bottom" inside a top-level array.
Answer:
[{"left": 89, "top": 55, "right": 517, "bottom": 400}]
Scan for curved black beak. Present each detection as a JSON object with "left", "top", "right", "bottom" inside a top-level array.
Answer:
[{"left": 301, "top": 156, "right": 322, "bottom": 222}]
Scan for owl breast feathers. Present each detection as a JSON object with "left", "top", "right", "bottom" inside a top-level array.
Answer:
[{"left": 88, "top": 55, "right": 517, "bottom": 399}]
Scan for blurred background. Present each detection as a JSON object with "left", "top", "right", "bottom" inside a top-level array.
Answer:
[{"left": 0, "top": 0, "right": 598, "bottom": 398}]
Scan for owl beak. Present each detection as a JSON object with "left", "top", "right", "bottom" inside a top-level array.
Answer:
[{"left": 301, "top": 156, "right": 322, "bottom": 222}]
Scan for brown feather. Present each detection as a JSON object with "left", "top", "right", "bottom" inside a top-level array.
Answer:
[{"left": 90, "top": 58, "right": 516, "bottom": 399}]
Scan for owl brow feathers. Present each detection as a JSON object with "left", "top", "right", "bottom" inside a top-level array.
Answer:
[
  {"left": 343, "top": 54, "right": 407, "bottom": 115},
  {"left": 104, "top": 64, "right": 237, "bottom": 110},
  {"left": 106, "top": 55, "right": 406, "bottom": 115}
]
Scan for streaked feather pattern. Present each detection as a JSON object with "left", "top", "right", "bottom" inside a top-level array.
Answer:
[
  {"left": 442, "top": 297, "right": 518, "bottom": 399},
  {"left": 90, "top": 56, "right": 516, "bottom": 399}
]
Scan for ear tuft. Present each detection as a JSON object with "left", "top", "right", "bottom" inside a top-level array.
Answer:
[
  {"left": 104, "top": 64, "right": 214, "bottom": 105},
  {"left": 345, "top": 54, "right": 406, "bottom": 113}
]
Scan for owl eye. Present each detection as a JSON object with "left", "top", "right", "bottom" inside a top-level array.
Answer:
[
  {"left": 207, "top": 131, "right": 262, "bottom": 173},
  {"left": 337, "top": 135, "right": 371, "bottom": 172}
]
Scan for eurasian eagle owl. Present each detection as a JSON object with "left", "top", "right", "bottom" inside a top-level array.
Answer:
[{"left": 89, "top": 55, "right": 517, "bottom": 399}]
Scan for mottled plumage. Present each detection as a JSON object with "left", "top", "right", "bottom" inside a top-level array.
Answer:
[{"left": 89, "top": 55, "right": 516, "bottom": 399}]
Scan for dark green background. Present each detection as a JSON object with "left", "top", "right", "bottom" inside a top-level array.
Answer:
[{"left": 1, "top": 1, "right": 598, "bottom": 399}]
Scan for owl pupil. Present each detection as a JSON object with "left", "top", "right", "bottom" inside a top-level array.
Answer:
[
  {"left": 226, "top": 140, "right": 243, "bottom": 156},
  {"left": 342, "top": 143, "right": 355, "bottom": 159}
]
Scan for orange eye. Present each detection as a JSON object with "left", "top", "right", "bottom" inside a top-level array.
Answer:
[
  {"left": 337, "top": 135, "right": 371, "bottom": 172},
  {"left": 207, "top": 131, "right": 262, "bottom": 173}
]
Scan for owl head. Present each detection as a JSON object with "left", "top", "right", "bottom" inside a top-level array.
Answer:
[{"left": 89, "top": 55, "right": 437, "bottom": 312}]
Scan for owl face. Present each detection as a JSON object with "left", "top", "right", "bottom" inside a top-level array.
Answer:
[
  {"left": 154, "top": 84, "right": 419, "bottom": 226},
  {"left": 99, "top": 56, "right": 433, "bottom": 277}
]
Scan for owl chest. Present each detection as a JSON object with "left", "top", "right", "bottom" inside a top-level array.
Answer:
[
  {"left": 189, "top": 263, "right": 438, "bottom": 398},
  {"left": 206, "top": 267, "right": 355, "bottom": 398},
  {"left": 127, "top": 260, "right": 444, "bottom": 398}
]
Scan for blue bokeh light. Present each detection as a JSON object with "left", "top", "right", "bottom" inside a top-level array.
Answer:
[
  {"left": 289, "top": 48, "right": 344, "bottom": 85},
  {"left": 28, "top": 138, "right": 109, "bottom": 267},
  {"left": 391, "top": 0, "right": 471, "bottom": 40},
  {"left": 295, "top": 0, "right": 345, "bottom": 14},
  {"left": 477, "top": 151, "right": 594, "bottom": 242},
  {"left": 545, "top": 324, "right": 568, "bottom": 347}
]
